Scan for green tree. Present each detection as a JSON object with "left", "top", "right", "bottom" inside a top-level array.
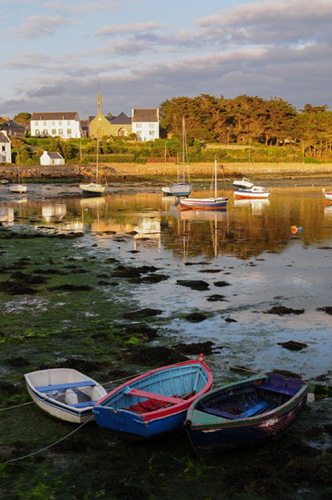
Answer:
[{"left": 13, "top": 112, "right": 31, "bottom": 124}]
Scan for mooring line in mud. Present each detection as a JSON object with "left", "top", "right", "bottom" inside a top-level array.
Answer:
[
  {"left": 0, "top": 401, "right": 34, "bottom": 412},
  {"left": 2, "top": 416, "right": 94, "bottom": 465}
]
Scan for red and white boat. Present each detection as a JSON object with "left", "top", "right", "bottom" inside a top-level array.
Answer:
[
  {"left": 233, "top": 178, "right": 270, "bottom": 200},
  {"left": 323, "top": 189, "right": 332, "bottom": 201}
]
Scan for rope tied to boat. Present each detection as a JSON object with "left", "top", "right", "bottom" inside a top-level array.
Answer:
[{"left": 2, "top": 415, "right": 94, "bottom": 465}]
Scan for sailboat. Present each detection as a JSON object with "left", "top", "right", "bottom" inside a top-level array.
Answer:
[
  {"left": 161, "top": 117, "right": 191, "bottom": 197},
  {"left": 178, "top": 156, "right": 228, "bottom": 210},
  {"left": 79, "top": 138, "right": 105, "bottom": 196},
  {"left": 8, "top": 166, "right": 27, "bottom": 194}
]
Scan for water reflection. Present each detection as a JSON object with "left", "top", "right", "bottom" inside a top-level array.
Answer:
[{"left": 0, "top": 186, "right": 331, "bottom": 258}]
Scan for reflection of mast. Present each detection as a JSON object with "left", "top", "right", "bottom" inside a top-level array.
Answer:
[{"left": 178, "top": 217, "right": 191, "bottom": 264}]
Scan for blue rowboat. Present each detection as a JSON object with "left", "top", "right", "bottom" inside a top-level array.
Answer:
[
  {"left": 93, "top": 356, "right": 212, "bottom": 439},
  {"left": 185, "top": 373, "right": 308, "bottom": 450}
]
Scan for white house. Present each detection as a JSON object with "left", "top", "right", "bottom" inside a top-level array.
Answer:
[
  {"left": 40, "top": 151, "right": 65, "bottom": 166},
  {"left": 0, "top": 130, "right": 12, "bottom": 163},
  {"left": 131, "top": 108, "right": 159, "bottom": 142},
  {"left": 30, "top": 112, "right": 82, "bottom": 139}
]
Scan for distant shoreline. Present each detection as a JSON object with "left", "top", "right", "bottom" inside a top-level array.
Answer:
[{"left": 1, "top": 162, "right": 332, "bottom": 185}]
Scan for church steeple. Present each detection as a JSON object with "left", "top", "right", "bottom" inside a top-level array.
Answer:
[{"left": 97, "top": 88, "right": 102, "bottom": 115}]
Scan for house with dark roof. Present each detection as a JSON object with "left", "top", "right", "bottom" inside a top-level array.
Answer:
[
  {"left": 0, "top": 130, "right": 12, "bottom": 163},
  {"left": 0, "top": 119, "right": 26, "bottom": 137},
  {"left": 30, "top": 112, "right": 82, "bottom": 139},
  {"left": 132, "top": 108, "right": 159, "bottom": 142},
  {"left": 40, "top": 150, "right": 65, "bottom": 166}
]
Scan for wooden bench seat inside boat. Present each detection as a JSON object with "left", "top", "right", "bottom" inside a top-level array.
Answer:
[
  {"left": 70, "top": 401, "right": 97, "bottom": 408},
  {"left": 258, "top": 376, "right": 303, "bottom": 396},
  {"left": 36, "top": 381, "right": 96, "bottom": 393},
  {"left": 200, "top": 400, "right": 269, "bottom": 420},
  {"left": 126, "top": 388, "right": 185, "bottom": 405}
]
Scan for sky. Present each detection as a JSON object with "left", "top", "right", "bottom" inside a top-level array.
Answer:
[{"left": 1, "top": 0, "right": 331, "bottom": 119}]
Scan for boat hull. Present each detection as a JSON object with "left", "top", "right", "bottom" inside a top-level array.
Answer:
[
  {"left": 178, "top": 197, "right": 228, "bottom": 211},
  {"left": 161, "top": 183, "right": 191, "bottom": 197},
  {"left": 185, "top": 374, "right": 308, "bottom": 451},
  {"left": 25, "top": 368, "right": 107, "bottom": 424},
  {"left": 93, "top": 359, "right": 213, "bottom": 438},
  {"left": 79, "top": 183, "right": 105, "bottom": 196},
  {"left": 8, "top": 184, "right": 27, "bottom": 194},
  {"left": 234, "top": 189, "right": 270, "bottom": 200},
  {"left": 324, "top": 192, "right": 332, "bottom": 201}
]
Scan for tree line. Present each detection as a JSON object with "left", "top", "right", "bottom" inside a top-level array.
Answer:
[{"left": 159, "top": 95, "right": 332, "bottom": 158}]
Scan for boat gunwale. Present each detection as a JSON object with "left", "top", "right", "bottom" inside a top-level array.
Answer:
[
  {"left": 186, "top": 374, "right": 308, "bottom": 429},
  {"left": 94, "top": 359, "right": 212, "bottom": 422}
]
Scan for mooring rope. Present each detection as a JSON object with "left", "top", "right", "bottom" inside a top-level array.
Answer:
[
  {"left": 0, "top": 401, "right": 34, "bottom": 412},
  {"left": 3, "top": 416, "right": 94, "bottom": 465}
]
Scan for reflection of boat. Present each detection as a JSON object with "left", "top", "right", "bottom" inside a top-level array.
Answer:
[
  {"left": 234, "top": 198, "right": 269, "bottom": 212},
  {"left": 162, "top": 117, "right": 191, "bottom": 197},
  {"left": 93, "top": 357, "right": 212, "bottom": 439},
  {"left": 79, "top": 138, "right": 105, "bottom": 196},
  {"left": 80, "top": 196, "right": 106, "bottom": 209},
  {"left": 0, "top": 179, "right": 9, "bottom": 184},
  {"left": 0, "top": 207, "right": 14, "bottom": 225},
  {"left": 42, "top": 204, "right": 67, "bottom": 222},
  {"left": 178, "top": 208, "right": 228, "bottom": 222},
  {"left": 178, "top": 156, "right": 228, "bottom": 210},
  {"left": 185, "top": 373, "right": 308, "bottom": 451},
  {"left": 25, "top": 368, "right": 107, "bottom": 424}
]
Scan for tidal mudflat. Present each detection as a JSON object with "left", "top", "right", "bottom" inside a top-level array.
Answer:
[{"left": 0, "top": 183, "right": 331, "bottom": 499}]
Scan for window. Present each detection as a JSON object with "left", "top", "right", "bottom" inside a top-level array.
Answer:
[
  {"left": 35, "top": 121, "right": 39, "bottom": 126},
  {"left": 52, "top": 129, "right": 56, "bottom": 135},
  {"left": 43, "top": 121, "right": 47, "bottom": 126},
  {"left": 67, "top": 121, "right": 70, "bottom": 125},
  {"left": 58, "top": 121, "right": 62, "bottom": 126},
  {"left": 58, "top": 129, "right": 63, "bottom": 135},
  {"left": 2, "top": 146, "right": 5, "bottom": 152},
  {"left": 35, "top": 129, "right": 40, "bottom": 136},
  {"left": 43, "top": 129, "right": 48, "bottom": 136},
  {"left": 149, "top": 123, "right": 154, "bottom": 129},
  {"left": 149, "top": 130, "right": 154, "bottom": 136},
  {"left": 67, "top": 129, "right": 71, "bottom": 135},
  {"left": 52, "top": 121, "right": 55, "bottom": 125}
]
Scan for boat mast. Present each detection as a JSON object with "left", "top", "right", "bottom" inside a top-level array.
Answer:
[
  {"left": 214, "top": 154, "right": 217, "bottom": 198},
  {"left": 96, "top": 138, "right": 99, "bottom": 184}
]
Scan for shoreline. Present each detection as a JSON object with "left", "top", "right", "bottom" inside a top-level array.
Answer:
[{"left": 1, "top": 162, "right": 332, "bottom": 191}]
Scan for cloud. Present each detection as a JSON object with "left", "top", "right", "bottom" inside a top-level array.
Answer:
[
  {"left": 10, "top": 14, "right": 72, "bottom": 39},
  {"left": 44, "top": 0, "right": 123, "bottom": 16},
  {"left": 197, "top": 0, "right": 332, "bottom": 46},
  {"left": 96, "top": 21, "right": 166, "bottom": 37}
]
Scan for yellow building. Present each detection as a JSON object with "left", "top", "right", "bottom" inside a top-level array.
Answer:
[
  {"left": 89, "top": 90, "right": 113, "bottom": 138},
  {"left": 89, "top": 90, "right": 132, "bottom": 138}
]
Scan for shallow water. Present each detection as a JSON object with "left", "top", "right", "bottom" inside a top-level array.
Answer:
[
  {"left": 1, "top": 183, "right": 331, "bottom": 499},
  {"left": 1, "top": 184, "right": 331, "bottom": 380}
]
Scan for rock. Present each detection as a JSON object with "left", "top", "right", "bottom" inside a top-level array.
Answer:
[
  {"left": 265, "top": 306, "right": 305, "bottom": 315},
  {"left": 123, "top": 346, "right": 188, "bottom": 365},
  {"left": 176, "top": 280, "right": 209, "bottom": 291},
  {"left": 278, "top": 341, "right": 307, "bottom": 351}
]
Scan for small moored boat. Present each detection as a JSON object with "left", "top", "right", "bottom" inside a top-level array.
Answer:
[
  {"left": 8, "top": 184, "right": 27, "bottom": 194},
  {"left": 93, "top": 356, "right": 212, "bottom": 438},
  {"left": 178, "top": 156, "right": 228, "bottom": 211},
  {"left": 25, "top": 368, "right": 107, "bottom": 423},
  {"left": 322, "top": 188, "right": 332, "bottom": 201},
  {"left": 233, "top": 178, "right": 269, "bottom": 200},
  {"left": 185, "top": 373, "right": 308, "bottom": 451}
]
